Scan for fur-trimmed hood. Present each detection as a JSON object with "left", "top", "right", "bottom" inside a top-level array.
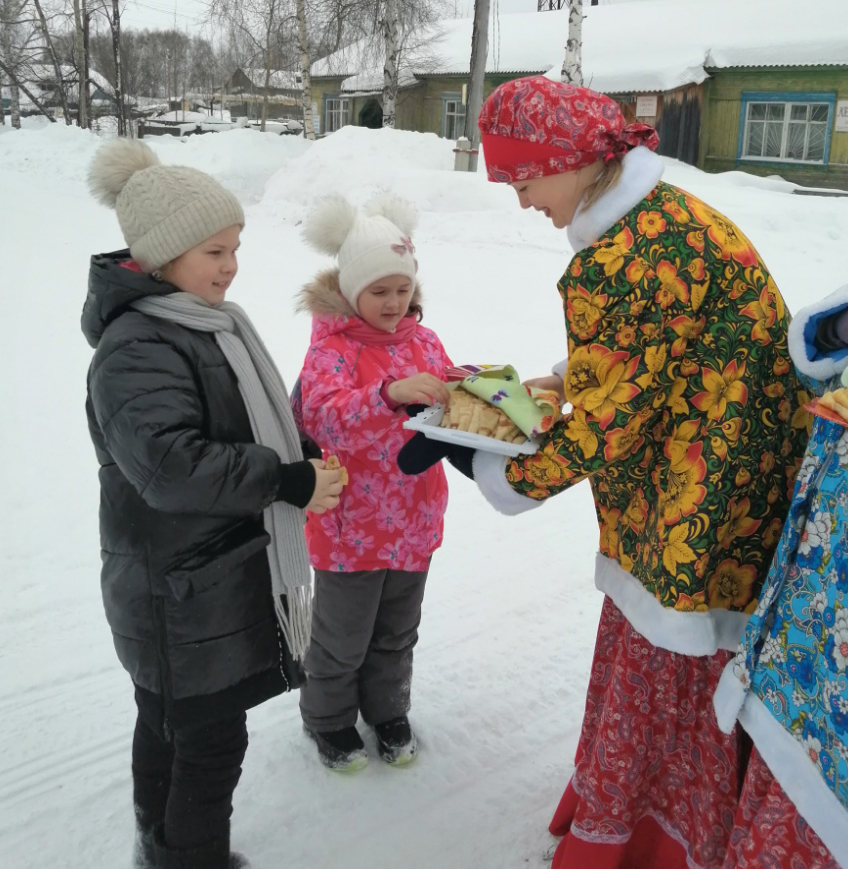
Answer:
[{"left": 296, "top": 267, "right": 423, "bottom": 320}]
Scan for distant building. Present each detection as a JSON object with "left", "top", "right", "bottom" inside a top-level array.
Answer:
[
  {"left": 219, "top": 68, "right": 302, "bottom": 122},
  {"left": 309, "top": 0, "right": 848, "bottom": 190},
  {"left": 2, "top": 65, "right": 116, "bottom": 117}
]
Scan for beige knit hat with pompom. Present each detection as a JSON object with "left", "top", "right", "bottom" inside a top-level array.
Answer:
[{"left": 88, "top": 139, "right": 244, "bottom": 271}]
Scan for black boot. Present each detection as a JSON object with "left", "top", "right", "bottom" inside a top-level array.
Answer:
[
  {"left": 133, "top": 807, "right": 161, "bottom": 869},
  {"left": 303, "top": 724, "right": 368, "bottom": 771},
  {"left": 373, "top": 715, "right": 418, "bottom": 766},
  {"left": 152, "top": 825, "right": 250, "bottom": 869}
]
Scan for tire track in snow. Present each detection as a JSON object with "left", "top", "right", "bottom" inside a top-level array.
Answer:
[
  {"left": 0, "top": 666, "right": 130, "bottom": 838},
  {"left": 0, "top": 733, "right": 128, "bottom": 811},
  {"left": 0, "top": 666, "right": 117, "bottom": 714}
]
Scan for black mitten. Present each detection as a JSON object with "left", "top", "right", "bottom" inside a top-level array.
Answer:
[
  {"left": 445, "top": 445, "right": 475, "bottom": 479},
  {"left": 398, "top": 432, "right": 452, "bottom": 475},
  {"left": 398, "top": 433, "right": 475, "bottom": 479}
]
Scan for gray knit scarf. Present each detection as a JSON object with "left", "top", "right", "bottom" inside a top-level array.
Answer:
[{"left": 132, "top": 292, "right": 312, "bottom": 660}]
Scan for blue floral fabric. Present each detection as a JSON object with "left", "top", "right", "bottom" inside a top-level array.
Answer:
[{"left": 730, "top": 373, "right": 848, "bottom": 811}]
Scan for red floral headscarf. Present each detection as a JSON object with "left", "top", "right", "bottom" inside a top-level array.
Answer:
[{"left": 478, "top": 76, "right": 659, "bottom": 184}]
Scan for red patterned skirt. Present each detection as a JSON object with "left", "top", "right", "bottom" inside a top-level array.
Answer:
[
  {"left": 722, "top": 747, "right": 839, "bottom": 869},
  {"left": 549, "top": 596, "right": 741, "bottom": 869}
]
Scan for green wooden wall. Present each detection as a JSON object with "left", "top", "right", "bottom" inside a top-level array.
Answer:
[
  {"left": 699, "top": 67, "right": 848, "bottom": 190},
  {"left": 310, "top": 72, "right": 530, "bottom": 138}
]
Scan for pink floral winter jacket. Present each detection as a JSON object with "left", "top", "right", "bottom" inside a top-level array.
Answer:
[{"left": 296, "top": 270, "right": 451, "bottom": 573}]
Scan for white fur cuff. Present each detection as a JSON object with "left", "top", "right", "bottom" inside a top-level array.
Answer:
[
  {"left": 473, "top": 450, "right": 544, "bottom": 516},
  {"left": 787, "top": 282, "right": 848, "bottom": 379},
  {"left": 551, "top": 357, "right": 568, "bottom": 378}
]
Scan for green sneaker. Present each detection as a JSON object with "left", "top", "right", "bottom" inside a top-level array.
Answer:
[
  {"left": 373, "top": 716, "right": 418, "bottom": 766},
  {"left": 304, "top": 724, "right": 369, "bottom": 772}
]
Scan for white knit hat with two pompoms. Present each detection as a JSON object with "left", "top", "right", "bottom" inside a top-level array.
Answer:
[
  {"left": 304, "top": 193, "right": 419, "bottom": 311},
  {"left": 88, "top": 139, "right": 244, "bottom": 272}
]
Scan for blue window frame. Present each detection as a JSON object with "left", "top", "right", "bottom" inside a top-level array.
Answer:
[{"left": 737, "top": 92, "right": 835, "bottom": 165}]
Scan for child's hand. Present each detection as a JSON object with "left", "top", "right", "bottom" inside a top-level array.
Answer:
[
  {"left": 387, "top": 373, "right": 451, "bottom": 406},
  {"left": 306, "top": 460, "right": 344, "bottom": 513},
  {"left": 522, "top": 375, "right": 565, "bottom": 404}
]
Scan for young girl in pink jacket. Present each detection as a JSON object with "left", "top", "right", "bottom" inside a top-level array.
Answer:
[{"left": 294, "top": 193, "right": 452, "bottom": 771}]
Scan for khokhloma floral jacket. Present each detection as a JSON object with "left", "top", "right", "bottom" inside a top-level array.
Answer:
[
  {"left": 714, "top": 284, "right": 848, "bottom": 868},
  {"left": 477, "top": 149, "right": 811, "bottom": 657},
  {"left": 296, "top": 269, "right": 450, "bottom": 573}
]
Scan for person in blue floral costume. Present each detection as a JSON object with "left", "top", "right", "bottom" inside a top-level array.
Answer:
[{"left": 714, "top": 284, "right": 848, "bottom": 869}]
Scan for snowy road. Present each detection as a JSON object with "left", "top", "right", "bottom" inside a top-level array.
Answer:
[{"left": 3, "top": 120, "right": 847, "bottom": 868}]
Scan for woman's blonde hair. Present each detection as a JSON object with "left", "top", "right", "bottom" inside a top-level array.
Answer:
[{"left": 582, "top": 158, "right": 624, "bottom": 209}]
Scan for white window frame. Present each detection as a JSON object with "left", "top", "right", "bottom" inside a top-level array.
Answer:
[
  {"left": 442, "top": 93, "right": 466, "bottom": 140},
  {"left": 741, "top": 99, "right": 831, "bottom": 164},
  {"left": 324, "top": 96, "right": 350, "bottom": 134}
]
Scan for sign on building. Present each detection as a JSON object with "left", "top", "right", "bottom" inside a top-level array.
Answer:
[
  {"left": 636, "top": 95, "right": 658, "bottom": 118},
  {"left": 836, "top": 101, "right": 848, "bottom": 133}
]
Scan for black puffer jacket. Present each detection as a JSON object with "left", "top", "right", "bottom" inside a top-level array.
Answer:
[{"left": 83, "top": 251, "right": 313, "bottom": 724}]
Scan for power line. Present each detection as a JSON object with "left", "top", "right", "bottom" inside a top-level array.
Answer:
[{"left": 126, "top": 0, "right": 203, "bottom": 24}]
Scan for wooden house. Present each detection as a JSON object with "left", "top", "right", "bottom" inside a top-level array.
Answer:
[
  {"left": 219, "top": 68, "right": 302, "bottom": 122},
  {"left": 309, "top": 0, "right": 848, "bottom": 190}
]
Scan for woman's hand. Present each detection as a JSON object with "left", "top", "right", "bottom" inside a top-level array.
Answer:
[
  {"left": 306, "top": 459, "right": 343, "bottom": 513},
  {"left": 523, "top": 374, "right": 565, "bottom": 404},
  {"left": 387, "top": 373, "right": 451, "bottom": 406}
]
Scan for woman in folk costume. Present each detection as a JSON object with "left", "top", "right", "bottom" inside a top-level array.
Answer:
[
  {"left": 713, "top": 288, "right": 848, "bottom": 869},
  {"left": 83, "top": 140, "right": 342, "bottom": 869},
  {"left": 399, "top": 75, "right": 810, "bottom": 868}
]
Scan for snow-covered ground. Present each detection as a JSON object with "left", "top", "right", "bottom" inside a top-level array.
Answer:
[{"left": 2, "top": 120, "right": 848, "bottom": 869}]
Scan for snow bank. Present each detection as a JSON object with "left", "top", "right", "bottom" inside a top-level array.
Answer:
[
  {"left": 0, "top": 121, "right": 101, "bottom": 183},
  {"left": 259, "top": 125, "right": 516, "bottom": 225},
  {"left": 0, "top": 122, "right": 311, "bottom": 205},
  {"left": 148, "top": 128, "right": 311, "bottom": 204}
]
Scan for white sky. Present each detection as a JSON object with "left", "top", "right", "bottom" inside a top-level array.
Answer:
[{"left": 118, "top": 0, "right": 647, "bottom": 35}]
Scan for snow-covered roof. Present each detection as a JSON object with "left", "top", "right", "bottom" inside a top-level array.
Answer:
[
  {"left": 1, "top": 64, "right": 116, "bottom": 108},
  {"left": 339, "top": 69, "right": 419, "bottom": 95},
  {"left": 312, "top": 0, "right": 848, "bottom": 95},
  {"left": 238, "top": 68, "right": 301, "bottom": 91}
]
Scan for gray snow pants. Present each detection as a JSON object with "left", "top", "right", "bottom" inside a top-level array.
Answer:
[{"left": 300, "top": 566, "right": 429, "bottom": 732}]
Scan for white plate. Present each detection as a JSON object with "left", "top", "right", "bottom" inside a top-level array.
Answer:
[{"left": 403, "top": 404, "right": 541, "bottom": 457}]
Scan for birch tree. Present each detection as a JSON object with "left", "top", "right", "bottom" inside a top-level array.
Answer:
[
  {"left": 0, "top": 0, "right": 24, "bottom": 127},
  {"left": 71, "top": 0, "right": 88, "bottom": 126},
  {"left": 380, "top": 0, "right": 399, "bottom": 127},
  {"left": 561, "top": 0, "right": 583, "bottom": 86},
  {"left": 100, "top": 0, "right": 127, "bottom": 134},
  {"left": 208, "top": 0, "right": 298, "bottom": 132},
  {"left": 313, "top": 0, "right": 445, "bottom": 129},
  {"left": 31, "top": 0, "right": 72, "bottom": 123},
  {"left": 0, "top": 0, "right": 53, "bottom": 127},
  {"left": 295, "top": 0, "right": 315, "bottom": 139}
]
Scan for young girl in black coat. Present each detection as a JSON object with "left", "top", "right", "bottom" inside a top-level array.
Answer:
[{"left": 83, "top": 140, "right": 343, "bottom": 869}]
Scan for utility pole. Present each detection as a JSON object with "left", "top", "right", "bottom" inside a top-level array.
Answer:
[
  {"left": 72, "top": 0, "right": 87, "bottom": 127},
  {"left": 464, "top": 0, "right": 489, "bottom": 173}
]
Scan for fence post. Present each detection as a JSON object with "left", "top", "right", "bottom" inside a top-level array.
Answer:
[{"left": 453, "top": 136, "right": 470, "bottom": 171}]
